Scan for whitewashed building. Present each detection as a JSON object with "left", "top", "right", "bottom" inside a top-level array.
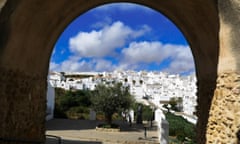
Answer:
[
  {"left": 46, "top": 76, "right": 55, "bottom": 121},
  {"left": 47, "top": 70, "right": 197, "bottom": 119}
]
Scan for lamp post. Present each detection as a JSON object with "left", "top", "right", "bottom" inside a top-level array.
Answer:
[{"left": 167, "top": 104, "right": 171, "bottom": 112}]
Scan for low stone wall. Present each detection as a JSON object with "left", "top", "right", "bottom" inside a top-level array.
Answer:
[{"left": 207, "top": 71, "right": 240, "bottom": 143}]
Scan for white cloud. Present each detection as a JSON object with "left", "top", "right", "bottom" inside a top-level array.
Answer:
[
  {"left": 121, "top": 41, "right": 195, "bottom": 73},
  {"left": 69, "top": 21, "right": 150, "bottom": 58},
  {"left": 164, "top": 47, "right": 195, "bottom": 74},
  {"left": 94, "top": 59, "right": 116, "bottom": 72},
  {"left": 60, "top": 60, "right": 93, "bottom": 72},
  {"left": 50, "top": 56, "right": 93, "bottom": 72},
  {"left": 50, "top": 56, "right": 117, "bottom": 72},
  {"left": 166, "top": 60, "right": 195, "bottom": 74},
  {"left": 91, "top": 17, "right": 112, "bottom": 29},
  {"left": 49, "top": 62, "right": 60, "bottom": 71},
  {"left": 121, "top": 41, "right": 170, "bottom": 64},
  {"left": 52, "top": 40, "right": 194, "bottom": 74},
  {"left": 132, "top": 25, "right": 151, "bottom": 38},
  {"left": 116, "top": 63, "right": 142, "bottom": 71}
]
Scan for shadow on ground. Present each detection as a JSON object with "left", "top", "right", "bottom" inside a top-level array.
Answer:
[
  {"left": 46, "top": 119, "right": 157, "bottom": 132},
  {"left": 46, "top": 137, "right": 102, "bottom": 144},
  {"left": 46, "top": 119, "right": 99, "bottom": 130},
  {"left": 45, "top": 119, "right": 159, "bottom": 144},
  {"left": 119, "top": 122, "right": 158, "bottom": 132}
]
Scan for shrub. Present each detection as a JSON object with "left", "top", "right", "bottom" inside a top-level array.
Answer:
[
  {"left": 142, "top": 105, "right": 153, "bottom": 121},
  {"left": 96, "top": 112, "right": 105, "bottom": 121},
  {"left": 133, "top": 103, "right": 154, "bottom": 121},
  {"left": 65, "top": 106, "right": 90, "bottom": 119},
  {"left": 165, "top": 112, "right": 196, "bottom": 143},
  {"left": 97, "top": 123, "right": 119, "bottom": 129},
  {"left": 54, "top": 88, "right": 92, "bottom": 119}
]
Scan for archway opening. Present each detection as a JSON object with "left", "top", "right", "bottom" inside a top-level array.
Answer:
[
  {"left": 46, "top": 3, "right": 197, "bottom": 144},
  {"left": 0, "top": 1, "right": 221, "bottom": 144}
]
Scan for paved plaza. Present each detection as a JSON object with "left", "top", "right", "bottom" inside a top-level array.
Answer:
[{"left": 45, "top": 119, "right": 159, "bottom": 144}]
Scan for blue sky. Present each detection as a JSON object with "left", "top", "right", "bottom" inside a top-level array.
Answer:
[{"left": 50, "top": 3, "right": 195, "bottom": 75}]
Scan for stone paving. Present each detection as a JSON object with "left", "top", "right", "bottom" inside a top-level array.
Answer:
[{"left": 45, "top": 119, "right": 159, "bottom": 144}]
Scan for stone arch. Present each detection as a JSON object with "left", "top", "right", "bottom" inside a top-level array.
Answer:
[{"left": 2, "top": 0, "right": 238, "bottom": 144}]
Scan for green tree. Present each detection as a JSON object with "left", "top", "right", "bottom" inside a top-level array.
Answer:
[
  {"left": 169, "top": 97, "right": 183, "bottom": 112},
  {"left": 54, "top": 88, "right": 92, "bottom": 119},
  {"left": 91, "top": 83, "right": 135, "bottom": 124},
  {"left": 133, "top": 103, "right": 153, "bottom": 121}
]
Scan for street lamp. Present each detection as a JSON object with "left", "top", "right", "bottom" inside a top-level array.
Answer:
[{"left": 167, "top": 104, "right": 171, "bottom": 112}]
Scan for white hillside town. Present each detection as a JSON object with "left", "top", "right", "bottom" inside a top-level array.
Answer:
[
  {"left": 47, "top": 70, "right": 197, "bottom": 120},
  {"left": 46, "top": 70, "right": 197, "bottom": 143}
]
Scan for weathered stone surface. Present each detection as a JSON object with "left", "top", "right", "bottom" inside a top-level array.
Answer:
[
  {"left": 0, "top": 0, "right": 240, "bottom": 144},
  {"left": 0, "top": 1, "right": 220, "bottom": 143},
  {"left": 207, "top": 71, "right": 240, "bottom": 144},
  {"left": 0, "top": 67, "right": 46, "bottom": 143},
  {"left": 196, "top": 77, "right": 217, "bottom": 144},
  {"left": 218, "top": 0, "right": 240, "bottom": 73}
]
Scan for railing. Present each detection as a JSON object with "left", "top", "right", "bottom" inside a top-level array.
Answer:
[{"left": 46, "top": 135, "right": 62, "bottom": 144}]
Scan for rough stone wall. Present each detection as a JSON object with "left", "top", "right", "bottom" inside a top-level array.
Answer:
[
  {"left": 207, "top": 71, "right": 240, "bottom": 143},
  {"left": 218, "top": 0, "right": 240, "bottom": 73},
  {"left": 196, "top": 77, "right": 217, "bottom": 144},
  {"left": 0, "top": 0, "right": 220, "bottom": 143},
  {"left": 0, "top": 67, "right": 46, "bottom": 143},
  {"left": 206, "top": 1, "right": 240, "bottom": 143}
]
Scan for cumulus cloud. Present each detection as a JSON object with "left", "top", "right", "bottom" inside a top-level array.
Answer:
[
  {"left": 49, "top": 62, "right": 60, "bottom": 71},
  {"left": 121, "top": 41, "right": 195, "bottom": 73},
  {"left": 51, "top": 40, "right": 194, "bottom": 74},
  {"left": 50, "top": 57, "right": 117, "bottom": 72},
  {"left": 50, "top": 56, "right": 92, "bottom": 72},
  {"left": 164, "top": 47, "right": 195, "bottom": 74},
  {"left": 91, "top": 17, "right": 112, "bottom": 29},
  {"left": 59, "top": 60, "right": 93, "bottom": 72},
  {"left": 94, "top": 59, "right": 116, "bottom": 72},
  {"left": 121, "top": 41, "right": 170, "bottom": 64},
  {"left": 116, "top": 63, "right": 144, "bottom": 71},
  {"left": 51, "top": 21, "right": 151, "bottom": 73},
  {"left": 69, "top": 21, "right": 150, "bottom": 58},
  {"left": 132, "top": 25, "right": 151, "bottom": 38},
  {"left": 52, "top": 19, "right": 194, "bottom": 74}
]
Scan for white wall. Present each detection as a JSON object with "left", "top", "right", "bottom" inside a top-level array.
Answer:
[
  {"left": 48, "top": 71, "right": 197, "bottom": 117},
  {"left": 46, "top": 82, "right": 55, "bottom": 121}
]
